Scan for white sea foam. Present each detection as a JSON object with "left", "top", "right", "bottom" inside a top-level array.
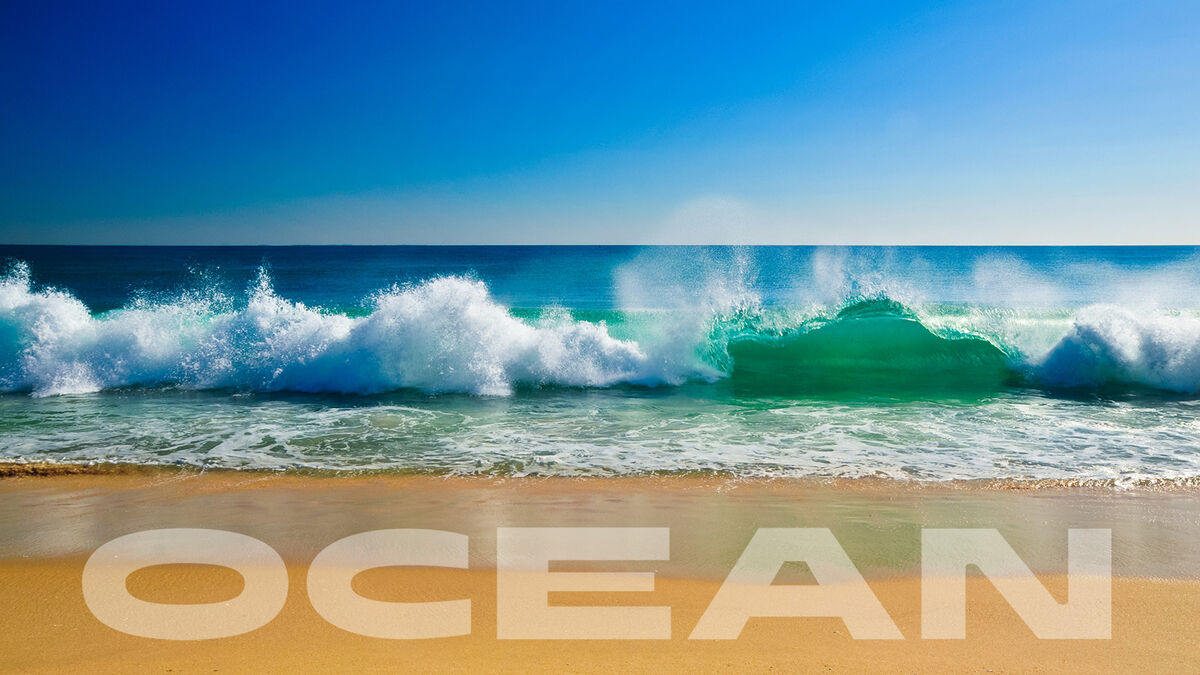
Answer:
[
  {"left": 1037, "top": 305, "right": 1200, "bottom": 393},
  {"left": 0, "top": 265, "right": 662, "bottom": 396}
]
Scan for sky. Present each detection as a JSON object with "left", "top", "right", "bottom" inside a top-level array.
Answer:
[{"left": 1, "top": 0, "right": 1198, "bottom": 244}]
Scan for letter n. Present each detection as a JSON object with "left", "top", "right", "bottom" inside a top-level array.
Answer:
[{"left": 922, "top": 528, "right": 1110, "bottom": 639}]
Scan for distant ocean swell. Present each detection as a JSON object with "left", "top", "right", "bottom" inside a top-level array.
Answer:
[{"left": 3, "top": 261, "right": 1199, "bottom": 398}]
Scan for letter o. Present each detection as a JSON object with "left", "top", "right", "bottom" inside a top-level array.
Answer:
[{"left": 82, "top": 528, "right": 287, "bottom": 640}]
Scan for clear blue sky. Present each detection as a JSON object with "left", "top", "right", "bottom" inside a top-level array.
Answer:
[{"left": 1, "top": 0, "right": 1197, "bottom": 244}]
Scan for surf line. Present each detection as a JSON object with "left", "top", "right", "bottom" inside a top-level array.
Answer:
[{"left": 81, "top": 527, "right": 1110, "bottom": 641}]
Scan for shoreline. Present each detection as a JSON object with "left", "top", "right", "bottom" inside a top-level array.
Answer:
[
  {"left": 6, "top": 460, "right": 1200, "bottom": 491},
  {"left": 4, "top": 468, "right": 1199, "bottom": 575}
]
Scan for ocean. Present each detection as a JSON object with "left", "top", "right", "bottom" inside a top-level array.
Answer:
[{"left": 2, "top": 245, "right": 1198, "bottom": 482}]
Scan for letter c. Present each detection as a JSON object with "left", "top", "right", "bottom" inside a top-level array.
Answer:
[{"left": 307, "top": 529, "right": 470, "bottom": 639}]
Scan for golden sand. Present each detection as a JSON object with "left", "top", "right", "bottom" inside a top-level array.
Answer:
[
  {"left": 3, "top": 560, "right": 1196, "bottom": 673},
  {"left": 2, "top": 470, "right": 1198, "bottom": 672}
]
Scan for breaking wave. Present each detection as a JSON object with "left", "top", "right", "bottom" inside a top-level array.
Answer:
[
  {"left": 0, "top": 263, "right": 662, "bottom": 397},
  {"left": 3, "top": 261, "right": 1200, "bottom": 397}
]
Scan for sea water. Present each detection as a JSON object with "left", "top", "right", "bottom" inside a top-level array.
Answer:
[{"left": 2, "top": 245, "right": 1199, "bottom": 482}]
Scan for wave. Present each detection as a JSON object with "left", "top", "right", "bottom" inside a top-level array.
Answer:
[
  {"left": 0, "top": 263, "right": 670, "bottom": 396},
  {"left": 1037, "top": 306, "right": 1200, "bottom": 393},
  {"left": 3, "top": 261, "right": 1200, "bottom": 397},
  {"left": 725, "top": 299, "right": 1015, "bottom": 394}
]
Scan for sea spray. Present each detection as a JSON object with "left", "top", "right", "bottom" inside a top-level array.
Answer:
[
  {"left": 0, "top": 266, "right": 657, "bottom": 396},
  {"left": 1038, "top": 305, "right": 1200, "bottom": 392},
  {"left": 612, "top": 246, "right": 763, "bottom": 382}
]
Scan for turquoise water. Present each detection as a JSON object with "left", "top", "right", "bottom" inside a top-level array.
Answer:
[{"left": 2, "top": 245, "right": 1199, "bottom": 481}]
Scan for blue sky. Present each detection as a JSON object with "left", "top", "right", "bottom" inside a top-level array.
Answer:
[{"left": 1, "top": 0, "right": 1197, "bottom": 244}]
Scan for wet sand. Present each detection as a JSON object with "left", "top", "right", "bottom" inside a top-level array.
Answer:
[{"left": 2, "top": 467, "right": 1198, "bottom": 672}]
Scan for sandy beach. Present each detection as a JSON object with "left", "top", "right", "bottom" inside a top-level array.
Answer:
[{"left": 2, "top": 467, "right": 1197, "bottom": 673}]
